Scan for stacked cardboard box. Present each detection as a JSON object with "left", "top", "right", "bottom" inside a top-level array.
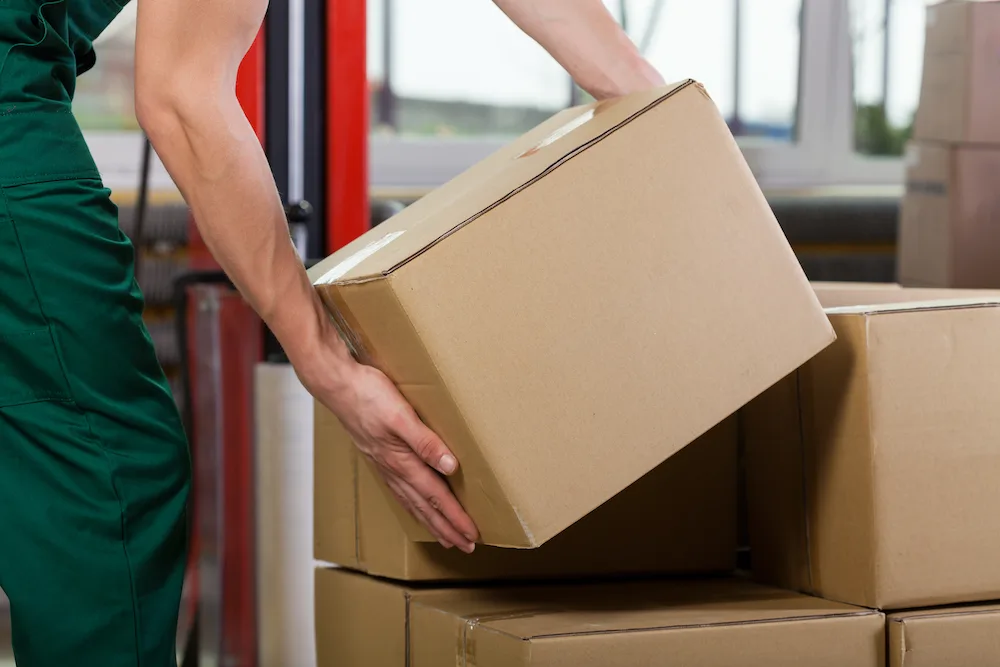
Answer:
[
  {"left": 307, "top": 80, "right": 852, "bottom": 665},
  {"left": 745, "top": 285, "right": 1000, "bottom": 664},
  {"left": 315, "top": 568, "right": 884, "bottom": 667},
  {"left": 898, "top": 1, "right": 1000, "bottom": 288}
]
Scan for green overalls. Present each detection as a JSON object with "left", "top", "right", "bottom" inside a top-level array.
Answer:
[{"left": 1, "top": 1, "right": 190, "bottom": 665}]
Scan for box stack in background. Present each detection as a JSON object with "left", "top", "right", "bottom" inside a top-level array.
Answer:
[
  {"left": 307, "top": 79, "right": 868, "bottom": 666},
  {"left": 745, "top": 284, "right": 1000, "bottom": 665},
  {"left": 898, "top": 0, "right": 1000, "bottom": 288}
]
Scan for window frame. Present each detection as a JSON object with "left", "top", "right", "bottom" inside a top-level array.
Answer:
[{"left": 82, "top": 0, "right": 908, "bottom": 195}]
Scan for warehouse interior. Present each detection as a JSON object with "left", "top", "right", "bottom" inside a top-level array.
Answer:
[{"left": 3, "top": 0, "right": 1000, "bottom": 665}]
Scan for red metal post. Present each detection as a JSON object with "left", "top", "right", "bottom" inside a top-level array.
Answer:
[{"left": 326, "top": 0, "right": 370, "bottom": 253}]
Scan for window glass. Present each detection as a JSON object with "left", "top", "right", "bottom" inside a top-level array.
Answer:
[
  {"left": 851, "top": 0, "right": 928, "bottom": 156},
  {"left": 370, "top": 0, "right": 804, "bottom": 141},
  {"left": 370, "top": 0, "right": 569, "bottom": 137}
]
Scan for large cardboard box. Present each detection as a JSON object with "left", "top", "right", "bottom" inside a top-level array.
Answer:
[
  {"left": 745, "top": 292, "right": 1000, "bottom": 609},
  {"left": 897, "top": 141, "right": 1000, "bottom": 288},
  {"left": 315, "top": 404, "right": 737, "bottom": 581},
  {"left": 913, "top": 1, "right": 1000, "bottom": 144},
  {"left": 307, "top": 80, "right": 834, "bottom": 548},
  {"left": 888, "top": 604, "right": 1000, "bottom": 667},
  {"left": 315, "top": 568, "right": 884, "bottom": 667}
]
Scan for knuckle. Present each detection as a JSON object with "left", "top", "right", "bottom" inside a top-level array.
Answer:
[
  {"left": 410, "top": 434, "right": 439, "bottom": 460},
  {"left": 427, "top": 495, "right": 444, "bottom": 513}
]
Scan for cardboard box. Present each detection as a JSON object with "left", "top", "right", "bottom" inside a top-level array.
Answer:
[
  {"left": 315, "top": 404, "right": 737, "bottom": 581},
  {"left": 913, "top": 1, "right": 1000, "bottom": 144},
  {"left": 888, "top": 604, "right": 1000, "bottom": 667},
  {"left": 810, "top": 282, "right": 900, "bottom": 292},
  {"left": 307, "top": 80, "right": 834, "bottom": 548},
  {"left": 315, "top": 568, "right": 884, "bottom": 667},
  {"left": 897, "top": 141, "right": 1000, "bottom": 288},
  {"left": 745, "top": 293, "right": 1000, "bottom": 609}
]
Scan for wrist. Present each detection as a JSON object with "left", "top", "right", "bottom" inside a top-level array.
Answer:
[{"left": 590, "top": 53, "right": 664, "bottom": 100}]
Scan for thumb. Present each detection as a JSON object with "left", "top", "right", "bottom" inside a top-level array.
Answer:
[{"left": 398, "top": 415, "right": 459, "bottom": 476}]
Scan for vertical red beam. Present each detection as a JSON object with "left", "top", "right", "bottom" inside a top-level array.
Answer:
[
  {"left": 188, "top": 26, "right": 267, "bottom": 269},
  {"left": 219, "top": 295, "right": 262, "bottom": 667},
  {"left": 327, "top": 0, "right": 370, "bottom": 253}
]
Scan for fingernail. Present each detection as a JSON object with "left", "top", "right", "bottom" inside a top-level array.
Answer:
[
  {"left": 461, "top": 543, "right": 476, "bottom": 554},
  {"left": 464, "top": 532, "right": 477, "bottom": 543},
  {"left": 438, "top": 454, "right": 458, "bottom": 475},
  {"left": 440, "top": 540, "right": 454, "bottom": 549}
]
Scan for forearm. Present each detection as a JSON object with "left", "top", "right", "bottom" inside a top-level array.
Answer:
[
  {"left": 141, "top": 96, "right": 350, "bottom": 380},
  {"left": 493, "top": 0, "right": 663, "bottom": 99}
]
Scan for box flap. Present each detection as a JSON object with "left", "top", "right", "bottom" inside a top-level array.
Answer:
[
  {"left": 308, "top": 80, "right": 698, "bottom": 285},
  {"left": 888, "top": 604, "right": 1000, "bottom": 667},
  {"left": 416, "top": 579, "right": 872, "bottom": 640},
  {"left": 816, "top": 287, "right": 1000, "bottom": 309},
  {"left": 824, "top": 297, "right": 1000, "bottom": 316}
]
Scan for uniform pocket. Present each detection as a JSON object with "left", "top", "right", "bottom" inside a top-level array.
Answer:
[{"left": 0, "top": 326, "right": 71, "bottom": 407}]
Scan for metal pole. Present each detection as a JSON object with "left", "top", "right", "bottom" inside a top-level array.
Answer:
[
  {"left": 732, "top": 0, "right": 743, "bottom": 134},
  {"left": 881, "top": 0, "right": 891, "bottom": 107},
  {"left": 378, "top": 0, "right": 397, "bottom": 129}
]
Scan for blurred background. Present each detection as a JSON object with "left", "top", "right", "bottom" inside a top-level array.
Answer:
[{"left": 82, "top": 0, "right": 924, "bottom": 188}]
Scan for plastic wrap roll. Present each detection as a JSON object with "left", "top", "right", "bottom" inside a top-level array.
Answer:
[{"left": 254, "top": 363, "right": 316, "bottom": 667}]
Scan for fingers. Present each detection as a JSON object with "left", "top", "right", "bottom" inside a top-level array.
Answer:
[
  {"left": 394, "top": 413, "right": 459, "bottom": 476},
  {"left": 382, "top": 473, "right": 455, "bottom": 549},
  {"left": 396, "top": 455, "right": 479, "bottom": 546},
  {"left": 383, "top": 469, "right": 473, "bottom": 552}
]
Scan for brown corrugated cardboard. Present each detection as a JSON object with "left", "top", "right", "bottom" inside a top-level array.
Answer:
[
  {"left": 315, "top": 568, "right": 884, "bottom": 667},
  {"left": 913, "top": 1, "right": 1000, "bottom": 144},
  {"left": 307, "top": 80, "right": 834, "bottom": 548},
  {"left": 746, "top": 294, "right": 1000, "bottom": 609},
  {"left": 813, "top": 286, "right": 1000, "bottom": 309},
  {"left": 810, "top": 282, "right": 900, "bottom": 292},
  {"left": 315, "top": 403, "right": 737, "bottom": 581},
  {"left": 897, "top": 141, "right": 1000, "bottom": 288},
  {"left": 888, "top": 604, "right": 1000, "bottom": 667}
]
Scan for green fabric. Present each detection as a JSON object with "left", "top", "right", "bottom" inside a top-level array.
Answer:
[{"left": 1, "top": 2, "right": 190, "bottom": 666}]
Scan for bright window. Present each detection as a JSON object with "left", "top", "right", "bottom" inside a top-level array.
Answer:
[
  {"left": 850, "top": 0, "right": 928, "bottom": 156},
  {"left": 368, "top": 0, "right": 803, "bottom": 142}
]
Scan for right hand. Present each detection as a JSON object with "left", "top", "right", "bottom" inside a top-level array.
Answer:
[{"left": 296, "top": 331, "right": 479, "bottom": 554}]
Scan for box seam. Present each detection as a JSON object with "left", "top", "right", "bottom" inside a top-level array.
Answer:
[
  {"left": 862, "top": 315, "right": 881, "bottom": 609},
  {"left": 520, "top": 610, "right": 883, "bottom": 641},
  {"left": 333, "top": 80, "right": 698, "bottom": 285},
  {"left": 793, "top": 368, "right": 816, "bottom": 594}
]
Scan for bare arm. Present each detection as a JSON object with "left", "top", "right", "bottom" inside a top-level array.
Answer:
[
  {"left": 134, "top": 0, "right": 477, "bottom": 552},
  {"left": 493, "top": 0, "right": 664, "bottom": 100}
]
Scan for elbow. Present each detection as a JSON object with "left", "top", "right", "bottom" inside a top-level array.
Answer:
[
  {"left": 135, "top": 74, "right": 224, "bottom": 143},
  {"left": 135, "top": 81, "right": 187, "bottom": 142}
]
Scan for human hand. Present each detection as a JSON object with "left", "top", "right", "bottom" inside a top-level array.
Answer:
[{"left": 296, "top": 332, "right": 479, "bottom": 553}]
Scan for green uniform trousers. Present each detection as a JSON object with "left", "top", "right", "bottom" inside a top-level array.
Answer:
[{"left": 1, "top": 1, "right": 191, "bottom": 666}]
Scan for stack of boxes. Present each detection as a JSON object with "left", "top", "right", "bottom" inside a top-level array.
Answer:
[
  {"left": 306, "top": 43, "right": 1000, "bottom": 666},
  {"left": 307, "top": 79, "right": 882, "bottom": 666},
  {"left": 897, "top": 0, "right": 1000, "bottom": 288},
  {"left": 747, "top": 284, "right": 1000, "bottom": 666}
]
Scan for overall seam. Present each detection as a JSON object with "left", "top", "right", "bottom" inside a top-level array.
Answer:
[{"left": 0, "top": 183, "right": 145, "bottom": 667}]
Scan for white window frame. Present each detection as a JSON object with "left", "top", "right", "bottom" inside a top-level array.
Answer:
[
  {"left": 82, "top": 0, "right": 908, "bottom": 197},
  {"left": 370, "top": 0, "right": 908, "bottom": 195}
]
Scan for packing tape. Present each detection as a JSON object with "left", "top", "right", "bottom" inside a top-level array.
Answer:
[
  {"left": 314, "top": 230, "right": 406, "bottom": 285},
  {"left": 458, "top": 609, "right": 550, "bottom": 666},
  {"left": 517, "top": 108, "right": 596, "bottom": 159}
]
